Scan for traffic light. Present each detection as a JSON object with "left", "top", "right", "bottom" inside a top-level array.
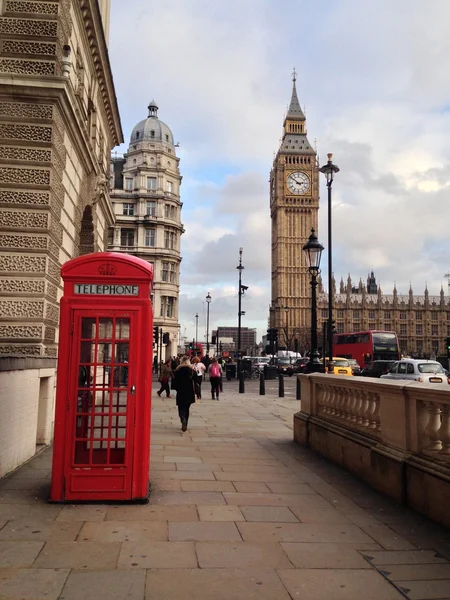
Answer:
[
  {"left": 446, "top": 337, "right": 450, "bottom": 358},
  {"left": 272, "top": 328, "right": 278, "bottom": 343},
  {"left": 162, "top": 332, "right": 170, "bottom": 344},
  {"left": 267, "top": 328, "right": 273, "bottom": 343},
  {"left": 331, "top": 320, "right": 336, "bottom": 335},
  {"left": 153, "top": 326, "right": 158, "bottom": 345}
]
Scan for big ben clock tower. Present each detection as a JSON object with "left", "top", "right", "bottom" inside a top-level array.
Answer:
[{"left": 270, "top": 71, "right": 319, "bottom": 349}]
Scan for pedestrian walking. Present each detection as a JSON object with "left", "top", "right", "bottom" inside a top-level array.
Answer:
[
  {"left": 157, "top": 358, "right": 172, "bottom": 398},
  {"left": 172, "top": 356, "right": 196, "bottom": 431},
  {"left": 201, "top": 354, "right": 211, "bottom": 380},
  {"left": 192, "top": 356, "right": 206, "bottom": 399},
  {"left": 208, "top": 357, "right": 223, "bottom": 400}
]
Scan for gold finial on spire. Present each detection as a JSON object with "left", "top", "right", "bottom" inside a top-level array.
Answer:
[{"left": 292, "top": 67, "right": 297, "bottom": 83}]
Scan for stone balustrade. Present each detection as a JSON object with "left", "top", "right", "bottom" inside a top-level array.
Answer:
[{"left": 294, "top": 374, "right": 450, "bottom": 527}]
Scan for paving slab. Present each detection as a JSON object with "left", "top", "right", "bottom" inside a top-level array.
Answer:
[
  {"left": 393, "top": 579, "right": 450, "bottom": 599},
  {"left": 150, "top": 491, "right": 226, "bottom": 505},
  {"left": 145, "top": 568, "right": 291, "bottom": 600},
  {"left": 0, "top": 567, "right": 69, "bottom": 600},
  {"left": 33, "top": 540, "right": 121, "bottom": 569},
  {"left": 280, "top": 542, "right": 372, "bottom": 568},
  {"left": 0, "top": 540, "right": 44, "bottom": 568},
  {"left": 197, "top": 505, "right": 245, "bottom": 522},
  {"left": 56, "top": 505, "right": 107, "bottom": 522},
  {"left": 169, "top": 521, "right": 242, "bottom": 542},
  {"left": 364, "top": 550, "right": 449, "bottom": 566},
  {"left": 180, "top": 481, "right": 235, "bottom": 492},
  {"left": 105, "top": 504, "right": 198, "bottom": 522},
  {"left": 78, "top": 520, "right": 167, "bottom": 542},
  {"left": 59, "top": 569, "right": 145, "bottom": 600},
  {"left": 0, "top": 518, "right": 82, "bottom": 542},
  {"left": 237, "top": 522, "right": 375, "bottom": 544},
  {"left": 240, "top": 506, "right": 299, "bottom": 522},
  {"left": 196, "top": 541, "right": 293, "bottom": 569},
  {"left": 277, "top": 568, "right": 405, "bottom": 600},
  {"left": 118, "top": 541, "right": 197, "bottom": 568}
]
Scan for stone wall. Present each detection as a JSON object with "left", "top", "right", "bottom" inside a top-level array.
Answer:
[{"left": 0, "top": 0, "right": 122, "bottom": 476}]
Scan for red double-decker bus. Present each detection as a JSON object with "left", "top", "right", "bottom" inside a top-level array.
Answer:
[{"left": 333, "top": 330, "right": 400, "bottom": 368}]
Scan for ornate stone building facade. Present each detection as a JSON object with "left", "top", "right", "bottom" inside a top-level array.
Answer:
[
  {"left": 109, "top": 101, "right": 183, "bottom": 359},
  {"left": 0, "top": 0, "right": 122, "bottom": 476},
  {"left": 269, "top": 73, "right": 319, "bottom": 341},
  {"left": 319, "top": 273, "right": 450, "bottom": 358},
  {"left": 270, "top": 77, "right": 450, "bottom": 358}
]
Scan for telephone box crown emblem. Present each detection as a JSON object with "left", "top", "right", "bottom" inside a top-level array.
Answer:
[{"left": 98, "top": 263, "right": 117, "bottom": 276}]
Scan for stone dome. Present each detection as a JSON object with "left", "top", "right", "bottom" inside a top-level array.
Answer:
[{"left": 129, "top": 101, "right": 174, "bottom": 145}]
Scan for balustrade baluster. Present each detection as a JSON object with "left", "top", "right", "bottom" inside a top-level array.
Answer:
[
  {"left": 424, "top": 402, "right": 442, "bottom": 452},
  {"left": 367, "top": 392, "right": 379, "bottom": 430},
  {"left": 438, "top": 404, "right": 450, "bottom": 456},
  {"left": 362, "top": 392, "right": 370, "bottom": 427},
  {"left": 355, "top": 389, "right": 364, "bottom": 425},
  {"left": 350, "top": 389, "right": 358, "bottom": 423}
]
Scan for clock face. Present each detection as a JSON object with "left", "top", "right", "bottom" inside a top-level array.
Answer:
[{"left": 287, "top": 171, "right": 310, "bottom": 195}]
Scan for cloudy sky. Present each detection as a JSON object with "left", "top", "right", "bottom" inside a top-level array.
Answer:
[{"left": 109, "top": 0, "right": 450, "bottom": 344}]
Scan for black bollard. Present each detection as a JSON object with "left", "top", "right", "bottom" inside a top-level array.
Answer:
[
  {"left": 296, "top": 376, "right": 301, "bottom": 400},
  {"left": 259, "top": 371, "right": 265, "bottom": 395},
  {"left": 239, "top": 372, "right": 245, "bottom": 394},
  {"left": 278, "top": 374, "right": 284, "bottom": 398}
]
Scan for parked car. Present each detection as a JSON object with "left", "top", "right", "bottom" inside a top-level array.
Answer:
[
  {"left": 325, "top": 357, "right": 353, "bottom": 376},
  {"left": 293, "top": 357, "right": 310, "bottom": 373},
  {"left": 360, "top": 360, "right": 396, "bottom": 378},
  {"left": 380, "top": 359, "right": 450, "bottom": 387},
  {"left": 347, "top": 358, "right": 361, "bottom": 376},
  {"left": 273, "top": 356, "right": 294, "bottom": 376}
]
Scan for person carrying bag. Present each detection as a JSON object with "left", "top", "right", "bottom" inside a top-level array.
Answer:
[
  {"left": 208, "top": 357, "right": 223, "bottom": 400},
  {"left": 192, "top": 356, "right": 205, "bottom": 399}
]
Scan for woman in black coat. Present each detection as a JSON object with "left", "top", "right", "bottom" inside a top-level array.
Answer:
[{"left": 172, "top": 356, "right": 196, "bottom": 431}]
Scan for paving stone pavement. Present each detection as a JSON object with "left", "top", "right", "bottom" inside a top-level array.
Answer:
[{"left": 1, "top": 378, "right": 450, "bottom": 599}]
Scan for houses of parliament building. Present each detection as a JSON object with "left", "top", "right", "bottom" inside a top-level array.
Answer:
[{"left": 270, "top": 74, "right": 450, "bottom": 358}]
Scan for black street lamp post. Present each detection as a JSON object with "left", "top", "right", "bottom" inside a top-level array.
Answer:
[
  {"left": 237, "top": 247, "right": 247, "bottom": 372},
  {"left": 284, "top": 305, "right": 289, "bottom": 350},
  {"left": 303, "top": 228, "right": 324, "bottom": 374},
  {"left": 206, "top": 292, "right": 211, "bottom": 353},
  {"left": 195, "top": 313, "right": 199, "bottom": 352},
  {"left": 319, "top": 153, "right": 339, "bottom": 370}
]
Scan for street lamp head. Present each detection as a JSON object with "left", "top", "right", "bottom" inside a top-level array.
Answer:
[
  {"left": 195, "top": 313, "right": 199, "bottom": 319},
  {"left": 303, "top": 228, "right": 324, "bottom": 273},
  {"left": 206, "top": 292, "right": 211, "bottom": 303},
  {"left": 319, "top": 152, "right": 340, "bottom": 185}
]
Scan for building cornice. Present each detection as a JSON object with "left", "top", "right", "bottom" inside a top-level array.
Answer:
[{"left": 79, "top": 0, "right": 123, "bottom": 146}]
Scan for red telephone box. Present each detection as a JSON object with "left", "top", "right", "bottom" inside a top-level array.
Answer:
[{"left": 50, "top": 252, "right": 153, "bottom": 502}]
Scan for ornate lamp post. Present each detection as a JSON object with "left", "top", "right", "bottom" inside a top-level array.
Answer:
[
  {"left": 303, "top": 228, "right": 324, "bottom": 373},
  {"left": 319, "top": 153, "right": 339, "bottom": 370},
  {"left": 206, "top": 292, "right": 211, "bottom": 353}
]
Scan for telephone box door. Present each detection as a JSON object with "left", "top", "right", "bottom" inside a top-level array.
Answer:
[{"left": 65, "top": 310, "right": 138, "bottom": 501}]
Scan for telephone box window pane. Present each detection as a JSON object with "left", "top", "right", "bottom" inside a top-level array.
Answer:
[
  {"left": 93, "top": 389, "right": 111, "bottom": 413},
  {"left": 115, "top": 342, "right": 129, "bottom": 362},
  {"left": 81, "top": 317, "right": 96, "bottom": 339},
  {"left": 78, "top": 365, "right": 92, "bottom": 388},
  {"left": 98, "top": 342, "right": 113, "bottom": 363},
  {"left": 79, "top": 341, "right": 96, "bottom": 364},
  {"left": 116, "top": 319, "right": 130, "bottom": 339},
  {"left": 98, "top": 318, "right": 114, "bottom": 339}
]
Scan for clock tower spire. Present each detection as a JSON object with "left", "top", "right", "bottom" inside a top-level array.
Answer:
[{"left": 269, "top": 72, "right": 319, "bottom": 352}]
